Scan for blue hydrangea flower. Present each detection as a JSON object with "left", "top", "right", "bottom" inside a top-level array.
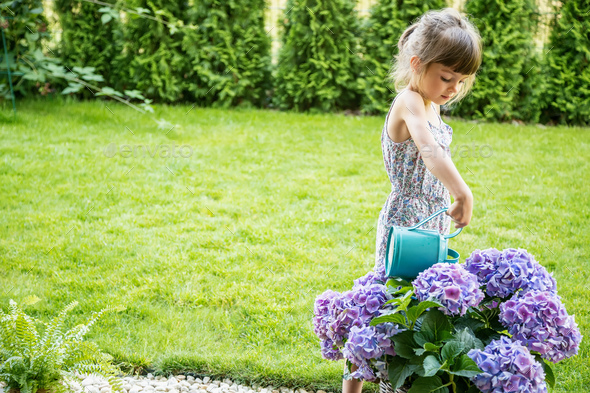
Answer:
[
  {"left": 412, "top": 263, "right": 484, "bottom": 316},
  {"left": 499, "top": 290, "right": 582, "bottom": 363},
  {"left": 313, "top": 278, "right": 400, "bottom": 364},
  {"left": 353, "top": 264, "right": 387, "bottom": 288},
  {"left": 320, "top": 338, "right": 343, "bottom": 361},
  {"left": 465, "top": 248, "right": 556, "bottom": 298},
  {"left": 468, "top": 336, "right": 547, "bottom": 393}
]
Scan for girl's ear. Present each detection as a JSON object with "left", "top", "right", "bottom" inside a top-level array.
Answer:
[{"left": 410, "top": 55, "right": 422, "bottom": 73}]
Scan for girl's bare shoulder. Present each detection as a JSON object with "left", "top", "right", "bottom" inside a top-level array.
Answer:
[{"left": 387, "top": 90, "right": 423, "bottom": 143}]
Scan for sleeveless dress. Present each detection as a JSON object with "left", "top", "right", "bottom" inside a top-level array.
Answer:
[
  {"left": 342, "top": 89, "right": 453, "bottom": 392},
  {"left": 374, "top": 89, "right": 453, "bottom": 275},
  {"left": 377, "top": 89, "right": 453, "bottom": 393}
]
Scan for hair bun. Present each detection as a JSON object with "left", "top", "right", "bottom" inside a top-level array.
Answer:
[{"left": 398, "top": 23, "right": 418, "bottom": 51}]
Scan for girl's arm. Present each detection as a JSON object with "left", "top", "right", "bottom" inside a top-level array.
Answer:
[{"left": 399, "top": 90, "right": 473, "bottom": 228}]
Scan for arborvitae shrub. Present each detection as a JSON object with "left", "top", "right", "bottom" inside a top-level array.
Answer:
[
  {"left": 359, "top": 0, "right": 445, "bottom": 115},
  {"left": 451, "top": 0, "right": 540, "bottom": 122},
  {"left": 117, "top": 0, "right": 191, "bottom": 102},
  {"left": 273, "top": 0, "right": 363, "bottom": 112},
  {"left": 539, "top": 0, "right": 589, "bottom": 126},
  {"left": 182, "top": 0, "right": 271, "bottom": 108},
  {"left": 53, "top": 0, "right": 123, "bottom": 96}
]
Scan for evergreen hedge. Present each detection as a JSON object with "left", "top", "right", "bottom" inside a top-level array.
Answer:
[
  {"left": 9, "top": 1, "right": 590, "bottom": 125},
  {"left": 53, "top": 0, "right": 123, "bottom": 96},
  {"left": 181, "top": 0, "right": 272, "bottom": 108},
  {"left": 273, "top": 0, "right": 362, "bottom": 112},
  {"left": 359, "top": 0, "right": 445, "bottom": 115},
  {"left": 539, "top": 0, "right": 590, "bottom": 126},
  {"left": 116, "top": 0, "right": 191, "bottom": 102},
  {"left": 451, "top": 0, "right": 541, "bottom": 122}
]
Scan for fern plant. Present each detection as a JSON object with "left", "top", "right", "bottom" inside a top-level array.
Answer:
[{"left": 0, "top": 296, "right": 125, "bottom": 393}]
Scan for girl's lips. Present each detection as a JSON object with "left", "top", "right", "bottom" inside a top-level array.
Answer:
[{"left": 442, "top": 95, "right": 450, "bottom": 99}]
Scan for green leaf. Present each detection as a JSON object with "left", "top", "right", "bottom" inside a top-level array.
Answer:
[
  {"left": 423, "top": 355, "right": 442, "bottom": 377},
  {"left": 73, "top": 66, "right": 97, "bottom": 75},
  {"left": 415, "top": 309, "right": 452, "bottom": 345},
  {"left": 96, "top": 87, "right": 124, "bottom": 97},
  {"left": 407, "top": 376, "right": 449, "bottom": 393},
  {"left": 408, "top": 354, "right": 427, "bottom": 377},
  {"left": 135, "top": 7, "right": 151, "bottom": 14},
  {"left": 534, "top": 355, "right": 555, "bottom": 388},
  {"left": 475, "top": 328, "right": 504, "bottom": 346},
  {"left": 101, "top": 13, "right": 112, "bottom": 24},
  {"left": 62, "top": 83, "right": 83, "bottom": 94},
  {"left": 386, "top": 277, "right": 411, "bottom": 288},
  {"left": 406, "top": 300, "right": 444, "bottom": 324},
  {"left": 424, "top": 342, "right": 442, "bottom": 352},
  {"left": 447, "top": 327, "right": 483, "bottom": 352},
  {"left": 391, "top": 330, "right": 419, "bottom": 359},
  {"left": 441, "top": 341, "right": 463, "bottom": 362},
  {"left": 29, "top": 7, "right": 43, "bottom": 14},
  {"left": 26, "top": 32, "right": 39, "bottom": 42},
  {"left": 370, "top": 313, "right": 407, "bottom": 327},
  {"left": 124, "top": 90, "right": 146, "bottom": 100},
  {"left": 388, "top": 357, "right": 418, "bottom": 390},
  {"left": 449, "top": 354, "right": 482, "bottom": 378},
  {"left": 451, "top": 315, "right": 485, "bottom": 333}
]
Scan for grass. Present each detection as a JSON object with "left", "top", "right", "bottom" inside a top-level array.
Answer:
[{"left": 0, "top": 96, "right": 588, "bottom": 392}]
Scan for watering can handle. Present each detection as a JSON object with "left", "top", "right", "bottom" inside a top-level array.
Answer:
[{"left": 407, "top": 207, "right": 463, "bottom": 239}]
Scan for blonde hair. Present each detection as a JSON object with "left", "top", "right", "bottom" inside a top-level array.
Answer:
[{"left": 389, "top": 8, "right": 482, "bottom": 107}]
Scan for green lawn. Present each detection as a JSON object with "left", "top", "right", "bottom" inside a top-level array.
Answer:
[{"left": 1, "top": 97, "right": 588, "bottom": 392}]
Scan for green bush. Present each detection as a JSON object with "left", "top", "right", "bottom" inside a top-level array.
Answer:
[
  {"left": 513, "top": 47, "right": 544, "bottom": 124},
  {"left": 181, "top": 0, "right": 272, "bottom": 108},
  {"left": 116, "top": 0, "right": 191, "bottom": 102},
  {"left": 273, "top": 0, "right": 362, "bottom": 112},
  {"left": 539, "top": 0, "right": 590, "bottom": 126},
  {"left": 53, "top": 0, "right": 124, "bottom": 96},
  {"left": 451, "top": 0, "right": 540, "bottom": 122},
  {"left": 359, "top": 0, "right": 445, "bottom": 115},
  {"left": 0, "top": 0, "right": 51, "bottom": 98},
  {"left": 0, "top": 297, "right": 124, "bottom": 393}
]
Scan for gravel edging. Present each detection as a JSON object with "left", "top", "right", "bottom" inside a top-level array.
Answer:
[{"left": 1, "top": 374, "right": 335, "bottom": 393}]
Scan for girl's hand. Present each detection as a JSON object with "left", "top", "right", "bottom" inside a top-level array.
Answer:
[{"left": 446, "top": 192, "right": 473, "bottom": 228}]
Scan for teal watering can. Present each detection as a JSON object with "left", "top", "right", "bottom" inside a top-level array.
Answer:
[{"left": 385, "top": 207, "right": 462, "bottom": 280}]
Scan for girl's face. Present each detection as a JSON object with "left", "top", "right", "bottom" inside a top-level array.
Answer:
[{"left": 411, "top": 58, "right": 470, "bottom": 105}]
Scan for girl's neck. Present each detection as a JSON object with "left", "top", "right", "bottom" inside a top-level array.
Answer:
[{"left": 406, "top": 85, "right": 432, "bottom": 108}]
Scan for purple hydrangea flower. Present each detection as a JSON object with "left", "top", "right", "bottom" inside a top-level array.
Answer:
[
  {"left": 468, "top": 336, "right": 547, "bottom": 393},
  {"left": 349, "top": 362, "right": 377, "bottom": 382},
  {"left": 374, "top": 322, "right": 399, "bottom": 356},
  {"left": 521, "top": 263, "right": 557, "bottom": 294},
  {"left": 320, "top": 338, "right": 343, "bottom": 361},
  {"left": 312, "top": 279, "right": 400, "bottom": 365},
  {"left": 412, "top": 263, "right": 484, "bottom": 316},
  {"left": 313, "top": 289, "right": 341, "bottom": 340},
  {"left": 353, "top": 265, "right": 387, "bottom": 288},
  {"left": 343, "top": 325, "right": 384, "bottom": 365},
  {"left": 499, "top": 290, "right": 582, "bottom": 363},
  {"left": 465, "top": 248, "right": 556, "bottom": 298}
]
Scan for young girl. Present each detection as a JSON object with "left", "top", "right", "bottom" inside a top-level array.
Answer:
[{"left": 342, "top": 7, "right": 482, "bottom": 393}]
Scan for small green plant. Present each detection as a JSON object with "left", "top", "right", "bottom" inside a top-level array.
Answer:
[{"left": 0, "top": 296, "right": 126, "bottom": 393}]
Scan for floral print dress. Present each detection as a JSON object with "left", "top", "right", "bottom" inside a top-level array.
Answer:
[
  {"left": 342, "top": 89, "right": 453, "bottom": 391},
  {"left": 374, "top": 89, "right": 453, "bottom": 274}
]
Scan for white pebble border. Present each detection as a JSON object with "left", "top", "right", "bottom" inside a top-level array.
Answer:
[{"left": 0, "top": 373, "right": 334, "bottom": 393}]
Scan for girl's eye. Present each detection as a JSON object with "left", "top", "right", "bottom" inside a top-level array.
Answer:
[{"left": 441, "top": 77, "right": 451, "bottom": 82}]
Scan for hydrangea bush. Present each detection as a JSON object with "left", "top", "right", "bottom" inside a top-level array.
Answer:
[{"left": 312, "top": 247, "right": 582, "bottom": 393}]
